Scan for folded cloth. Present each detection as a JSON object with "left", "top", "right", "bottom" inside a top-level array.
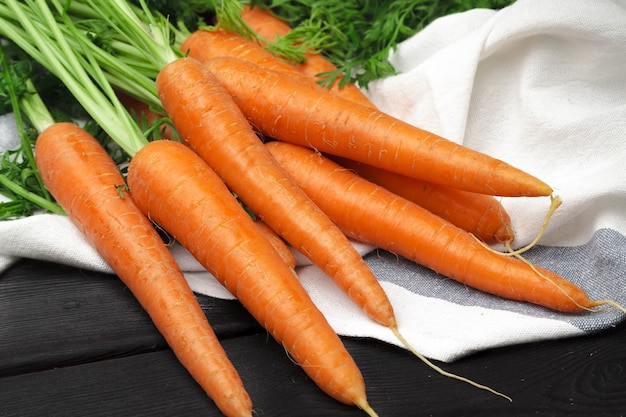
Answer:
[{"left": 1, "top": 0, "right": 625, "bottom": 362}]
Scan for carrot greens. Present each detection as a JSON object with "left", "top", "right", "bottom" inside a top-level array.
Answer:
[
  {"left": 0, "top": 0, "right": 159, "bottom": 158},
  {"left": 0, "top": 0, "right": 171, "bottom": 219},
  {"left": 0, "top": 44, "right": 63, "bottom": 218},
  {"left": 239, "top": 0, "right": 516, "bottom": 87},
  {"left": 128, "top": 0, "right": 517, "bottom": 88}
]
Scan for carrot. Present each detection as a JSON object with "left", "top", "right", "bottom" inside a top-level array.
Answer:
[
  {"left": 239, "top": 5, "right": 376, "bottom": 108},
  {"left": 179, "top": 28, "right": 313, "bottom": 85},
  {"left": 23, "top": 0, "right": 381, "bottom": 409},
  {"left": 202, "top": 56, "right": 553, "bottom": 197},
  {"left": 239, "top": 5, "right": 292, "bottom": 43},
  {"left": 34, "top": 122, "right": 252, "bottom": 417},
  {"left": 156, "top": 56, "right": 396, "bottom": 330},
  {"left": 331, "top": 156, "right": 514, "bottom": 244},
  {"left": 254, "top": 219, "right": 297, "bottom": 269},
  {"left": 4, "top": 2, "right": 256, "bottom": 413},
  {"left": 265, "top": 141, "right": 603, "bottom": 313},
  {"left": 126, "top": 139, "right": 377, "bottom": 415},
  {"left": 5, "top": 0, "right": 380, "bottom": 413}
]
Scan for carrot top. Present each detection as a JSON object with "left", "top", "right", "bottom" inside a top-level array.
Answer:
[
  {"left": 0, "top": 48, "right": 64, "bottom": 218},
  {"left": 0, "top": 0, "right": 150, "bottom": 158},
  {"left": 237, "top": 0, "right": 516, "bottom": 88}
]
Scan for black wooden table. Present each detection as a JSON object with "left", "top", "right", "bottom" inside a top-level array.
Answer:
[{"left": 2, "top": 258, "right": 625, "bottom": 416}]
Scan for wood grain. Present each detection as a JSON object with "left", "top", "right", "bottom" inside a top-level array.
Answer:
[{"left": 1, "top": 259, "right": 625, "bottom": 416}]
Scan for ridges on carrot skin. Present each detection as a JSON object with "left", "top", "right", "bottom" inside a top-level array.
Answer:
[
  {"left": 265, "top": 141, "right": 516, "bottom": 401},
  {"left": 254, "top": 219, "right": 297, "bottom": 269},
  {"left": 180, "top": 28, "right": 314, "bottom": 85},
  {"left": 237, "top": 5, "right": 376, "bottom": 108},
  {"left": 202, "top": 56, "right": 554, "bottom": 198},
  {"left": 126, "top": 139, "right": 377, "bottom": 416},
  {"left": 35, "top": 123, "right": 253, "bottom": 417},
  {"left": 161, "top": 54, "right": 508, "bottom": 401},
  {"left": 330, "top": 155, "right": 515, "bottom": 244},
  {"left": 264, "top": 140, "right": 599, "bottom": 314},
  {"left": 155, "top": 56, "right": 397, "bottom": 331}
]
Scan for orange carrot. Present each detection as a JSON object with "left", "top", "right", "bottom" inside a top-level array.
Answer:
[
  {"left": 266, "top": 141, "right": 599, "bottom": 313},
  {"left": 179, "top": 28, "right": 313, "bottom": 85},
  {"left": 239, "top": 5, "right": 376, "bottom": 108},
  {"left": 154, "top": 51, "right": 524, "bottom": 397},
  {"left": 239, "top": 5, "right": 292, "bottom": 42},
  {"left": 202, "top": 56, "right": 553, "bottom": 198},
  {"left": 332, "top": 156, "right": 514, "bottom": 244},
  {"left": 35, "top": 122, "right": 252, "bottom": 417},
  {"left": 126, "top": 139, "right": 376, "bottom": 415},
  {"left": 156, "top": 56, "right": 396, "bottom": 332},
  {"left": 254, "top": 219, "right": 297, "bottom": 269}
]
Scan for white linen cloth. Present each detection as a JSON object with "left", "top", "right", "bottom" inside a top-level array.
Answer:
[{"left": 1, "top": 0, "right": 625, "bottom": 362}]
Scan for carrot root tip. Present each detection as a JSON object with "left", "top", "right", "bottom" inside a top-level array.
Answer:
[
  {"left": 356, "top": 399, "right": 379, "bottom": 417},
  {"left": 391, "top": 327, "right": 513, "bottom": 402},
  {"left": 590, "top": 299, "right": 626, "bottom": 314},
  {"left": 504, "top": 193, "right": 562, "bottom": 256}
]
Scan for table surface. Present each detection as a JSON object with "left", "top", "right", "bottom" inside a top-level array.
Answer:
[{"left": 2, "top": 258, "right": 625, "bottom": 417}]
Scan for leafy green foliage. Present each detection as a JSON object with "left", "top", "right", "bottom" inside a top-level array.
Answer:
[
  {"left": 0, "top": 40, "right": 85, "bottom": 119},
  {"left": 0, "top": 63, "right": 30, "bottom": 115},
  {"left": 0, "top": 43, "right": 65, "bottom": 218},
  {"left": 133, "top": 0, "right": 218, "bottom": 30},
  {"left": 0, "top": 134, "right": 55, "bottom": 219},
  {"left": 77, "top": 0, "right": 518, "bottom": 89},
  {"left": 139, "top": 0, "right": 515, "bottom": 86},
  {"left": 247, "top": 0, "right": 516, "bottom": 87}
]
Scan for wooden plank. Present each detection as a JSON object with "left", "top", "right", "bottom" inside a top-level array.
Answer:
[
  {"left": 0, "top": 334, "right": 366, "bottom": 417},
  {"left": 1, "top": 327, "right": 625, "bottom": 416},
  {"left": 0, "top": 260, "right": 261, "bottom": 376},
  {"left": 2, "top": 259, "right": 626, "bottom": 415}
]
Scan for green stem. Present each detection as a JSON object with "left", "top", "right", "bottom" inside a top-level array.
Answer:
[
  {"left": 0, "top": 40, "right": 59, "bottom": 213},
  {"left": 0, "top": 2, "right": 161, "bottom": 109},
  {"left": 0, "top": 174, "right": 65, "bottom": 215},
  {"left": 19, "top": 79, "right": 56, "bottom": 133},
  {"left": 84, "top": 0, "right": 179, "bottom": 68},
  {"left": 1, "top": 0, "right": 148, "bottom": 157}
]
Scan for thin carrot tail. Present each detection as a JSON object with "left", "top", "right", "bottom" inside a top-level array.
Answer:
[
  {"left": 391, "top": 328, "right": 512, "bottom": 402},
  {"left": 500, "top": 194, "right": 562, "bottom": 256},
  {"left": 588, "top": 299, "right": 626, "bottom": 314}
]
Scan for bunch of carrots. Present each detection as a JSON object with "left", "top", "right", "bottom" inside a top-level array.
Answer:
[{"left": 1, "top": 1, "right": 623, "bottom": 416}]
